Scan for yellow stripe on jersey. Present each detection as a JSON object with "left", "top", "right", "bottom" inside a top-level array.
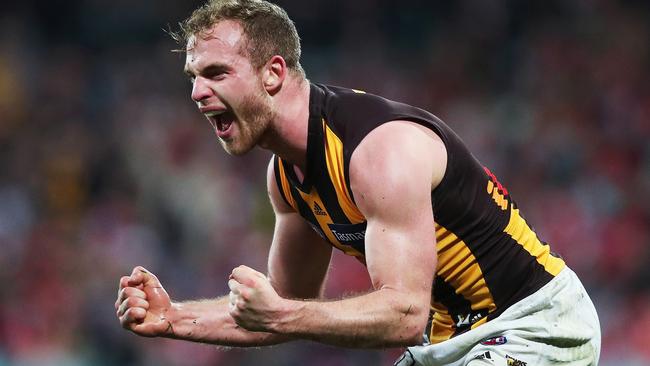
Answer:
[
  {"left": 323, "top": 120, "right": 365, "bottom": 223},
  {"left": 470, "top": 316, "right": 488, "bottom": 330},
  {"left": 277, "top": 160, "right": 298, "bottom": 211},
  {"left": 428, "top": 302, "right": 489, "bottom": 344},
  {"left": 503, "top": 205, "right": 565, "bottom": 276},
  {"left": 435, "top": 224, "right": 497, "bottom": 313},
  {"left": 295, "top": 188, "right": 365, "bottom": 259},
  {"left": 429, "top": 303, "right": 456, "bottom": 343}
]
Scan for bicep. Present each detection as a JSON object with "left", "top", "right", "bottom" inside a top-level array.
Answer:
[
  {"left": 362, "top": 186, "right": 437, "bottom": 301},
  {"left": 350, "top": 121, "right": 444, "bottom": 298}
]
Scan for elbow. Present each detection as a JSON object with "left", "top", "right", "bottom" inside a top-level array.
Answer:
[
  {"left": 398, "top": 319, "right": 427, "bottom": 346},
  {"left": 392, "top": 303, "right": 429, "bottom": 347},
  {"left": 379, "top": 287, "right": 431, "bottom": 347}
]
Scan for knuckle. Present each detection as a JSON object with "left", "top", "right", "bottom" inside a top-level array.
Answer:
[{"left": 240, "top": 290, "right": 250, "bottom": 301}]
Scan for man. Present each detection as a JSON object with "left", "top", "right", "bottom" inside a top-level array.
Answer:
[{"left": 115, "top": 1, "right": 601, "bottom": 365}]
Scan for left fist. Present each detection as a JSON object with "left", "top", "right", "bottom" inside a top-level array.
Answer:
[{"left": 228, "top": 265, "right": 285, "bottom": 332}]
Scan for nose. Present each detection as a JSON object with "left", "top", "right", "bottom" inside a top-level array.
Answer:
[{"left": 191, "top": 76, "right": 212, "bottom": 103}]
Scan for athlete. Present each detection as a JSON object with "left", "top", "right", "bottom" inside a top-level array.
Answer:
[{"left": 115, "top": 1, "right": 601, "bottom": 365}]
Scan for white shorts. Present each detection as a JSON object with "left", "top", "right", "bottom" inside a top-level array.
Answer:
[{"left": 396, "top": 267, "right": 601, "bottom": 366}]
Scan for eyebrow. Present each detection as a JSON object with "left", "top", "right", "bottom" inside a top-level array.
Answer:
[{"left": 184, "top": 62, "right": 230, "bottom": 78}]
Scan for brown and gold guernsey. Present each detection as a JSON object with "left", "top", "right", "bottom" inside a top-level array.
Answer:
[{"left": 273, "top": 83, "right": 566, "bottom": 344}]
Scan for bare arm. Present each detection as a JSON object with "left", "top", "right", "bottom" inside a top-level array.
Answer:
[
  {"left": 266, "top": 160, "right": 333, "bottom": 300},
  {"left": 116, "top": 159, "right": 332, "bottom": 347},
  {"left": 228, "top": 121, "right": 446, "bottom": 348}
]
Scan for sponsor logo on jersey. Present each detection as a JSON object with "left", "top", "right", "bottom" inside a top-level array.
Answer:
[
  {"left": 313, "top": 202, "right": 327, "bottom": 216},
  {"left": 480, "top": 336, "right": 508, "bottom": 346},
  {"left": 506, "top": 355, "right": 527, "bottom": 366},
  {"left": 327, "top": 222, "right": 367, "bottom": 254}
]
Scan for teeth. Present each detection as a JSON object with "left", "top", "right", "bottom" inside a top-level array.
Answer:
[{"left": 204, "top": 110, "right": 225, "bottom": 117}]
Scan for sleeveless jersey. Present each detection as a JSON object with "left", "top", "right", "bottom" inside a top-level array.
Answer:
[{"left": 272, "top": 83, "right": 566, "bottom": 344}]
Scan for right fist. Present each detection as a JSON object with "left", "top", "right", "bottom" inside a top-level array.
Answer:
[{"left": 115, "top": 266, "right": 173, "bottom": 337}]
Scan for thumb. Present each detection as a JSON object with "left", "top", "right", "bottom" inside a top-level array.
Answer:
[
  {"left": 130, "top": 266, "right": 171, "bottom": 308},
  {"left": 128, "top": 266, "right": 161, "bottom": 288}
]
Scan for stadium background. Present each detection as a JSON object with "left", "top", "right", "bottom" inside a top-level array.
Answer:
[{"left": 0, "top": 0, "right": 649, "bottom": 365}]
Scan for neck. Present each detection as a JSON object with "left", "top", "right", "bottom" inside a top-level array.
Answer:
[{"left": 258, "top": 75, "right": 311, "bottom": 172}]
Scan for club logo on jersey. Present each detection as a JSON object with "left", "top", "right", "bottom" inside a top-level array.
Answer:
[
  {"left": 327, "top": 222, "right": 367, "bottom": 254},
  {"left": 480, "top": 336, "right": 508, "bottom": 346},
  {"left": 506, "top": 355, "right": 527, "bottom": 366},
  {"left": 313, "top": 202, "right": 328, "bottom": 216}
]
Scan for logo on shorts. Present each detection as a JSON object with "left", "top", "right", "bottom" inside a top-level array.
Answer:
[
  {"left": 454, "top": 309, "right": 488, "bottom": 329},
  {"left": 480, "top": 336, "right": 508, "bottom": 346},
  {"left": 506, "top": 355, "right": 527, "bottom": 366},
  {"left": 472, "top": 351, "right": 493, "bottom": 362}
]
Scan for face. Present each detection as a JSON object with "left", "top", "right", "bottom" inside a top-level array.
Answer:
[{"left": 184, "top": 20, "right": 274, "bottom": 156}]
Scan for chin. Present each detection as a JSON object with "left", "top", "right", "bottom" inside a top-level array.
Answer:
[{"left": 221, "top": 141, "right": 255, "bottom": 156}]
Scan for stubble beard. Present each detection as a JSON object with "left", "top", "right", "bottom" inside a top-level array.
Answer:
[{"left": 220, "top": 88, "right": 275, "bottom": 156}]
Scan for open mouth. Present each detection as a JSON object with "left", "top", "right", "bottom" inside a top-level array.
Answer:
[{"left": 205, "top": 110, "right": 235, "bottom": 139}]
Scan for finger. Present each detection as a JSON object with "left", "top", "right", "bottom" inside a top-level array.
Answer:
[
  {"left": 228, "top": 279, "right": 241, "bottom": 294},
  {"left": 229, "top": 291, "right": 237, "bottom": 306},
  {"left": 131, "top": 266, "right": 150, "bottom": 277},
  {"left": 131, "top": 267, "right": 163, "bottom": 291},
  {"left": 230, "top": 266, "right": 260, "bottom": 287},
  {"left": 228, "top": 299, "right": 237, "bottom": 315},
  {"left": 116, "top": 276, "right": 132, "bottom": 309},
  {"left": 128, "top": 272, "right": 144, "bottom": 287},
  {"left": 117, "top": 286, "right": 147, "bottom": 305},
  {"left": 230, "top": 265, "right": 251, "bottom": 280},
  {"left": 120, "top": 307, "right": 146, "bottom": 328},
  {"left": 238, "top": 286, "right": 252, "bottom": 301},
  {"left": 117, "top": 296, "right": 150, "bottom": 317},
  {"left": 119, "top": 276, "right": 130, "bottom": 290}
]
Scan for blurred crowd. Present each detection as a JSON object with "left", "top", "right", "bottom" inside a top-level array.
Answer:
[{"left": 0, "top": 0, "right": 648, "bottom": 365}]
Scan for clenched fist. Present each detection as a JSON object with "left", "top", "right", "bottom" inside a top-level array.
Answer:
[
  {"left": 228, "top": 265, "right": 289, "bottom": 332},
  {"left": 115, "top": 266, "right": 173, "bottom": 337}
]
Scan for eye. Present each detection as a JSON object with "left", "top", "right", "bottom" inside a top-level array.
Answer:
[{"left": 207, "top": 70, "right": 227, "bottom": 81}]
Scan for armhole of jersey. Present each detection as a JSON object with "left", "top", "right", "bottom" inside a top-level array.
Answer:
[{"left": 273, "top": 156, "right": 297, "bottom": 211}]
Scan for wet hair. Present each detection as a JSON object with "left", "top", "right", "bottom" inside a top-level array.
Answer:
[{"left": 171, "top": 0, "right": 303, "bottom": 75}]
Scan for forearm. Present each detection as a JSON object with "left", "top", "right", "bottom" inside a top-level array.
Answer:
[
  {"left": 273, "top": 288, "right": 427, "bottom": 348},
  {"left": 165, "top": 296, "right": 293, "bottom": 347}
]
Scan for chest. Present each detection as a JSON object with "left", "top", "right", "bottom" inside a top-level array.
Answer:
[{"left": 294, "top": 185, "right": 368, "bottom": 259}]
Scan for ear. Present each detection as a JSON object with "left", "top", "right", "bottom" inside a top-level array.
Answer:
[{"left": 262, "top": 55, "right": 287, "bottom": 94}]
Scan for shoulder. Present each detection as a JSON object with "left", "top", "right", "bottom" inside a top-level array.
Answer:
[
  {"left": 319, "top": 84, "right": 448, "bottom": 160},
  {"left": 321, "top": 85, "right": 398, "bottom": 125},
  {"left": 349, "top": 121, "right": 447, "bottom": 217},
  {"left": 266, "top": 156, "right": 294, "bottom": 214}
]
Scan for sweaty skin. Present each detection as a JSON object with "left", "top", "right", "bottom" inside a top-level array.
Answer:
[{"left": 116, "top": 20, "right": 447, "bottom": 349}]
